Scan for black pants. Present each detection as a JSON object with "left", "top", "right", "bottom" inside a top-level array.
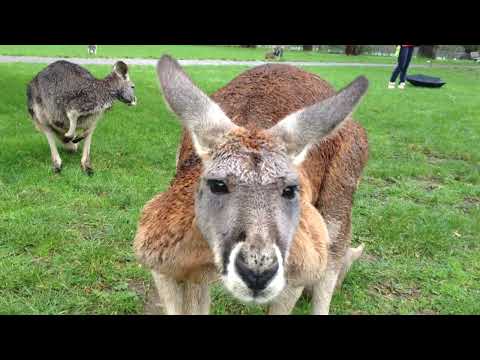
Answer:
[{"left": 390, "top": 47, "right": 414, "bottom": 83}]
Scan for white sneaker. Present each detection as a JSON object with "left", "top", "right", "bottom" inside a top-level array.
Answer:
[
  {"left": 388, "top": 82, "right": 396, "bottom": 89},
  {"left": 398, "top": 82, "right": 406, "bottom": 89}
]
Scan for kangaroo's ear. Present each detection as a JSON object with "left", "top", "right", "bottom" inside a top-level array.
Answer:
[
  {"left": 156, "top": 55, "right": 238, "bottom": 159},
  {"left": 113, "top": 61, "right": 129, "bottom": 79},
  {"left": 267, "top": 76, "right": 369, "bottom": 165}
]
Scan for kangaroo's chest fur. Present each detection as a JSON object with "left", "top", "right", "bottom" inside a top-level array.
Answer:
[
  {"left": 76, "top": 103, "right": 112, "bottom": 129},
  {"left": 47, "top": 103, "right": 112, "bottom": 135}
]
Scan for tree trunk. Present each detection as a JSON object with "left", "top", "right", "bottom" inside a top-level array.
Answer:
[
  {"left": 418, "top": 45, "right": 437, "bottom": 59},
  {"left": 345, "top": 45, "right": 363, "bottom": 56},
  {"left": 303, "top": 45, "right": 313, "bottom": 51},
  {"left": 463, "top": 45, "right": 480, "bottom": 54}
]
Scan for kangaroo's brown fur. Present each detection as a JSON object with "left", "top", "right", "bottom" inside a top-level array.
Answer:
[{"left": 134, "top": 63, "right": 368, "bottom": 313}]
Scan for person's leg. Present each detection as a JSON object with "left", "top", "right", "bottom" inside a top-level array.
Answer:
[
  {"left": 399, "top": 47, "right": 414, "bottom": 84},
  {"left": 390, "top": 47, "right": 407, "bottom": 83}
]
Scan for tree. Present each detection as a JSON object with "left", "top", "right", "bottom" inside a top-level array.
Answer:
[
  {"left": 303, "top": 45, "right": 313, "bottom": 51},
  {"left": 418, "top": 45, "right": 438, "bottom": 59},
  {"left": 463, "top": 45, "right": 480, "bottom": 54},
  {"left": 345, "top": 45, "right": 363, "bottom": 56},
  {"left": 240, "top": 45, "right": 257, "bottom": 48}
]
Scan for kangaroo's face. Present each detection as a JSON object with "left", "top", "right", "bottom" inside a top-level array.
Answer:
[
  {"left": 195, "top": 128, "right": 301, "bottom": 304},
  {"left": 156, "top": 55, "right": 369, "bottom": 304},
  {"left": 112, "top": 61, "right": 137, "bottom": 106}
]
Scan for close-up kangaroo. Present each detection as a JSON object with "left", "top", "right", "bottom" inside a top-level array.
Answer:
[
  {"left": 134, "top": 55, "right": 369, "bottom": 315},
  {"left": 27, "top": 60, "right": 137, "bottom": 175}
]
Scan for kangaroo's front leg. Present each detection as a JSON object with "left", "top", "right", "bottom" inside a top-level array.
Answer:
[
  {"left": 151, "top": 271, "right": 185, "bottom": 315},
  {"left": 65, "top": 110, "right": 78, "bottom": 143},
  {"left": 268, "top": 285, "right": 304, "bottom": 315},
  {"left": 312, "top": 269, "right": 339, "bottom": 315},
  {"left": 183, "top": 281, "right": 210, "bottom": 315}
]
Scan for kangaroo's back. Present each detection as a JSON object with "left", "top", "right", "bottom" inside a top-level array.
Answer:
[{"left": 31, "top": 61, "right": 95, "bottom": 102}]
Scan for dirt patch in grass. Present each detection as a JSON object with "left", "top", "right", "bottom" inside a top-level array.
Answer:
[
  {"left": 350, "top": 310, "right": 369, "bottom": 315},
  {"left": 463, "top": 196, "right": 480, "bottom": 205},
  {"left": 413, "top": 176, "right": 444, "bottom": 192},
  {"left": 128, "top": 279, "right": 163, "bottom": 315},
  {"left": 361, "top": 252, "right": 380, "bottom": 263},
  {"left": 426, "top": 153, "right": 447, "bottom": 165},
  {"left": 417, "top": 309, "right": 440, "bottom": 315},
  {"left": 426, "top": 152, "right": 473, "bottom": 164},
  {"left": 457, "top": 196, "right": 480, "bottom": 213},
  {"left": 369, "top": 281, "right": 421, "bottom": 301},
  {"left": 364, "top": 176, "right": 399, "bottom": 187},
  {"left": 362, "top": 176, "right": 399, "bottom": 204},
  {"left": 408, "top": 144, "right": 473, "bottom": 164}
]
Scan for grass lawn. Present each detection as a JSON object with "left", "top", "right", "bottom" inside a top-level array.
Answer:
[
  {"left": 0, "top": 61, "right": 479, "bottom": 314},
  {"left": 0, "top": 45, "right": 477, "bottom": 66}
]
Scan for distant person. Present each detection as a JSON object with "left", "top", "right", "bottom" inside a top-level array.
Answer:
[{"left": 388, "top": 45, "right": 415, "bottom": 89}]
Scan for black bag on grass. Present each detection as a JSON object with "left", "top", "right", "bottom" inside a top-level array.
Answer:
[{"left": 406, "top": 74, "right": 446, "bottom": 88}]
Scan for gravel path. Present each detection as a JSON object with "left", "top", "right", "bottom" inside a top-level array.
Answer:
[{"left": 1, "top": 55, "right": 478, "bottom": 69}]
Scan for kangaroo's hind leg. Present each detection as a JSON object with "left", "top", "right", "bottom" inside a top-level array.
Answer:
[
  {"left": 43, "top": 126, "right": 63, "bottom": 173},
  {"left": 35, "top": 119, "right": 63, "bottom": 173},
  {"left": 335, "top": 243, "right": 364, "bottom": 291}
]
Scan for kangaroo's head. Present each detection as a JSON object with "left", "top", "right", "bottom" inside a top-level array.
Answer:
[
  {"left": 111, "top": 61, "right": 137, "bottom": 106},
  {"left": 156, "top": 55, "right": 368, "bottom": 304}
]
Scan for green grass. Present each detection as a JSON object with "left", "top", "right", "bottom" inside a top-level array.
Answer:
[
  {"left": 0, "top": 61, "right": 479, "bottom": 314},
  {"left": 0, "top": 45, "right": 477, "bottom": 66}
]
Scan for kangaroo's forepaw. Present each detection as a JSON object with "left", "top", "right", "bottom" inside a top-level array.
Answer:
[{"left": 81, "top": 163, "right": 94, "bottom": 176}]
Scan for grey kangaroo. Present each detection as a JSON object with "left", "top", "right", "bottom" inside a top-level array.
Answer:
[
  {"left": 27, "top": 60, "right": 136, "bottom": 175},
  {"left": 88, "top": 45, "right": 97, "bottom": 55}
]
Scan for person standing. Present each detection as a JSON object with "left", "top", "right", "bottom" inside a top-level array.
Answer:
[{"left": 388, "top": 45, "right": 415, "bottom": 89}]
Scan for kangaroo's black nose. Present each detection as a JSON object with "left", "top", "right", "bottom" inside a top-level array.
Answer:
[{"left": 235, "top": 254, "right": 279, "bottom": 292}]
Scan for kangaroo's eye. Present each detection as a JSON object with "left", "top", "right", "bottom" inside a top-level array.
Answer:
[
  {"left": 207, "top": 180, "right": 229, "bottom": 194},
  {"left": 282, "top": 185, "right": 298, "bottom": 199}
]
